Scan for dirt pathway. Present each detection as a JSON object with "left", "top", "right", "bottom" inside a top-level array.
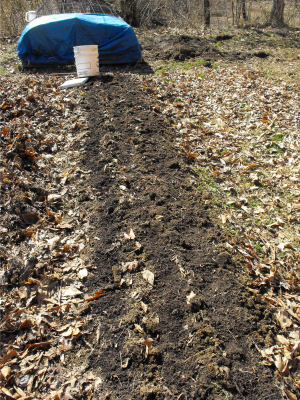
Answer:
[{"left": 77, "top": 73, "right": 282, "bottom": 399}]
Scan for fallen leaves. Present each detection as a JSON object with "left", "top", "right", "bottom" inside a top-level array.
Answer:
[
  {"left": 0, "top": 73, "right": 98, "bottom": 399},
  {"left": 142, "top": 60, "right": 299, "bottom": 395},
  {"left": 261, "top": 334, "right": 300, "bottom": 377},
  {"left": 0, "top": 31, "right": 299, "bottom": 399}
]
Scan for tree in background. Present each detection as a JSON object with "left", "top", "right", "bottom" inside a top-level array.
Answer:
[
  {"left": 269, "top": 0, "right": 285, "bottom": 26},
  {"left": 204, "top": 0, "right": 210, "bottom": 26},
  {"left": 241, "top": 0, "right": 248, "bottom": 21},
  {"left": 119, "top": 0, "right": 166, "bottom": 27},
  {"left": 231, "top": 0, "right": 248, "bottom": 25},
  {"left": 119, "top": 0, "right": 140, "bottom": 26},
  {"left": 0, "top": 0, "right": 41, "bottom": 36}
]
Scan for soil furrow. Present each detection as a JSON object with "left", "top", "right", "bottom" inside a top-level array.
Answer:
[{"left": 81, "top": 73, "right": 282, "bottom": 399}]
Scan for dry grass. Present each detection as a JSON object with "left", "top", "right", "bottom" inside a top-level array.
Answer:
[
  {"left": 0, "top": 41, "right": 18, "bottom": 74},
  {"left": 216, "top": 28, "right": 300, "bottom": 86}
]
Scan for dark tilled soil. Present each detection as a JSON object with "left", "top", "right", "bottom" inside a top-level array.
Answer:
[
  {"left": 140, "top": 35, "right": 222, "bottom": 61},
  {"left": 78, "top": 73, "right": 282, "bottom": 399},
  {"left": 139, "top": 34, "right": 270, "bottom": 62}
]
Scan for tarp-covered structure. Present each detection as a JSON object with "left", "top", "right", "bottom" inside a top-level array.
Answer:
[{"left": 17, "top": 14, "right": 142, "bottom": 65}]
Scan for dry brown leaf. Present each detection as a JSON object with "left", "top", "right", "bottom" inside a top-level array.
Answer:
[
  {"left": 85, "top": 289, "right": 106, "bottom": 302},
  {"left": 55, "top": 324, "right": 71, "bottom": 333},
  {"left": 142, "top": 270, "right": 154, "bottom": 286},
  {"left": 1, "top": 366, "right": 11, "bottom": 379},
  {"left": 122, "top": 260, "right": 138, "bottom": 272},
  {"left": 19, "top": 319, "right": 32, "bottom": 330},
  {"left": 276, "top": 310, "right": 293, "bottom": 330},
  {"left": 285, "top": 390, "right": 298, "bottom": 400},
  {"left": 121, "top": 357, "right": 130, "bottom": 369},
  {"left": 219, "top": 366, "right": 230, "bottom": 378},
  {"left": 134, "top": 324, "right": 144, "bottom": 334},
  {"left": 24, "top": 277, "right": 40, "bottom": 285},
  {"left": 186, "top": 291, "right": 196, "bottom": 305},
  {"left": 14, "top": 386, "right": 27, "bottom": 397},
  {"left": 143, "top": 338, "right": 154, "bottom": 348},
  {"left": 0, "top": 350, "right": 18, "bottom": 366},
  {"left": 274, "top": 354, "right": 284, "bottom": 373},
  {"left": 135, "top": 241, "right": 142, "bottom": 251},
  {"left": 1, "top": 387, "right": 14, "bottom": 399},
  {"left": 17, "top": 287, "right": 28, "bottom": 299},
  {"left": 72, "top": 327, "right": 81, "bottom": 337},
  {"left": 61, "top": 327, "right": 73, "bottom": 337},
  {"left": 57, "top": 222, "right": 73, "bottom": 229},
  {"left": 26, "top": 341, "right": 51, "bottom": 350},
  {"left": 124, "top": 228, "right": 135, "bottom": 240},
  {"left": 140, "top": 301, "right": 148, "bottom": 313},
  {"left": 276, "top": 335, "right": 290, "bottom": 346},
  {"left": 61, "top": 287, "right": 82, "bottom": 298}
]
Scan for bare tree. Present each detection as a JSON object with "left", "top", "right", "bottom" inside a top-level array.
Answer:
[
  {"left": 203, "top": 0, "right": 210, "bottom": 26},
  {"left": 119, "top": 0, "right": 139, "bottom": 26},
  {"left": 232, "top": 0, "right": 248, "bottom": 25},
  {"left": 118, "top": 0, "right": 166, "bottom": 27},
  {"left": 241, "top": 0, "right": 248, "bottom": 21},
  {"left": 269, "top": 0, "right": 285, "bottom": 26}
]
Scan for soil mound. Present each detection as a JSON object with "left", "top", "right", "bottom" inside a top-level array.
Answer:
[{"left": 141, "top": 35, "right": 221, "bottom": 61}]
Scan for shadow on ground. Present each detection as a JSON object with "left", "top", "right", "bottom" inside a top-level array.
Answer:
[{"left": 20, "top": 60, "right": 154, "bottom": 76}]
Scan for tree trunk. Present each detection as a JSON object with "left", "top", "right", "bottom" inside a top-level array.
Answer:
[
  {"left": 59, "top": 0, "right": 68, "bottom": 13},
  {"left": 241, "top": 0, "right": 248, "bottom": 21},
  {"left": 204, "top": 0, "right": 210, "bottom": 26},
  {"left": 120, "top": 0, "right": 140, "bottom": 26},
  {"left": 269, "top": 0, "right": 285, "bottom": 26}
]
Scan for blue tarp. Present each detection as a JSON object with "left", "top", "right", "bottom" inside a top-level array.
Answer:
[{"left": 17, "top": 14, "right": 142, "bottom": 64}]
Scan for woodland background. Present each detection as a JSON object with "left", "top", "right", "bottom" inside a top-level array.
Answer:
[{"left": 0, "top": 0, "right": 299, "bottom": 37}]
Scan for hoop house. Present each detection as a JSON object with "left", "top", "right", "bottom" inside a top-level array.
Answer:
[{"left": 17, "top": 13, "right": 142, "bottom": 65}]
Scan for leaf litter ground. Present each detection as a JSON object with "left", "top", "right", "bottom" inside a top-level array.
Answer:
[{"left": 0, "top": 28, "right": 299, "bottom": 399}]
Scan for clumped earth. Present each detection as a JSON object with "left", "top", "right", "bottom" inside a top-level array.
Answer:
[
  {"left": 140, "top": 33, "right": 270, "bottom": 62},
  {"left": 139, "top": 28, "right": 300, "bottom": 63},
  {"left": 0, "top": 28, "right": 299, "bottom": 400}
]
